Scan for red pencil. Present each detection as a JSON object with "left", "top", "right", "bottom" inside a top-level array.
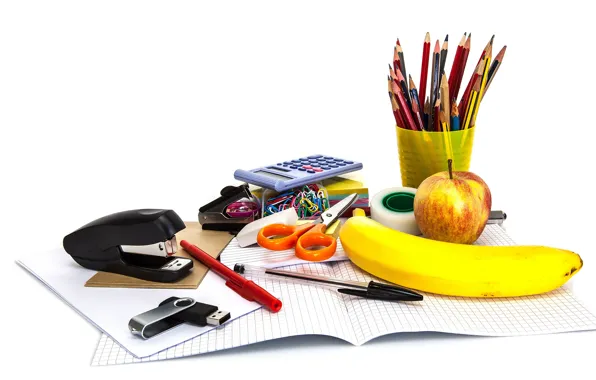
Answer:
[
  {"left": 419, "top": 32, "right": 431, "bottom": 107},
  {"left": 453, "top": 34, "right": 471, "bottom": 101},
  {"left": 392, "top": 80, "right": 418, "bottom": 131},
  {"left": 448, "top": 33, "right": 466, "bottom": 98}
]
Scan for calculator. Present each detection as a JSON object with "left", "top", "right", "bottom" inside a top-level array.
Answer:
[{"left": 234, "top": 154, "right": 363, "bottom": 192}]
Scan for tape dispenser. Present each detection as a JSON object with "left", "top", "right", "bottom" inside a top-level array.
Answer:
[{"left": 198, "top": 184, "right": 260, "bottom": 233}]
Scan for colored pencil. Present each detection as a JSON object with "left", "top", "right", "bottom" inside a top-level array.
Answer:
[
  {"left": 392, "top": 79, "right": 418, "bottom": 131},
  {"left": 462, "top": 72, "right": 482, "bottom": 130},
  {"left": 439, "top": 107, "right": 454, "bottom": 160},
  {"left": 409, "top": 75, "right": 424, "bottom": 130},
  {"left": 429, "top": 40, "right": 440, "bottom": 129},
  {"left": 448, "top": 33, "right": 466, "bottom": 99},
  {"left": 459, "top": 35, "right": 492, "bottom": 110},
  {"left": 419, "top": 32, "right": 431, "bottom": 110},
  {"left": 388, "top": 76, "right": 406, "bottom": 128},
  {"left": 433, "top": 98, "right": 440, "bottom": 132},
  {"left": 471, "top": 48, "right": 492, "bottom": 127},
  {"left": 396, "top": 38, "right": 408, "bottom": 92},
  {"left": 451, "top": 101, "right": 460, "bottom": 131},
  {"left": 395, "top": 67, "right": 412, "bottom": 109},
  {"left": 424, "top": 96, "right": 430, "bottom": 130},
  {"left": 452, "top": 34, "right": 471, "bottom": 102},
  {"left": 439, "top": 35, "right": 449, "bottom": 77},
  {"left": 408, "top": 75, "right": 422, "bottom": 113},
  {"left": 440, "top": 73, "right": 450, "bottom": 131},
  {"left": 393, "top": 47, "right": 400, "bottom": 76},
  {"left": 458, "top": 50, "right": 486, "bottom": 123},
  {"left": 482, "top": 45, "right": 507, "bottom": 98}
]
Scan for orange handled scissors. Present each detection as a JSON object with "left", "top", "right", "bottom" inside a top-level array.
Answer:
[{"left": 256, "top": 193, "right": 358, "bottom": 262}]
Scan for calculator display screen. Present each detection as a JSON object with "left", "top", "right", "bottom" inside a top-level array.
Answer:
[{"left": 253, "top": 170, "right": 293, "bottom": 181}]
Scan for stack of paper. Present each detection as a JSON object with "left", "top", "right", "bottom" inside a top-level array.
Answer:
[{"left": 89, "top": 225, "right": 596, "bottom": 366}]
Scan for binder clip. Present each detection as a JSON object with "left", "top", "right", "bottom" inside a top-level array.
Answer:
[{"left": 198, "top": 184, "right": 260, "bottom": 233}]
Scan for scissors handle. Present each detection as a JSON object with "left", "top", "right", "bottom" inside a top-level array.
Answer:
[
  {"left": 257, "top": 223, "right": 313, "bottom": 251},
  {"left": 295, "top": 224, "right": 337, "bottom": 262}
]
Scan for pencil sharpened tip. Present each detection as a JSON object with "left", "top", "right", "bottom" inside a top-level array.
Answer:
[{"left": 445, "top": 34, "right": 449, "bottom": 41}]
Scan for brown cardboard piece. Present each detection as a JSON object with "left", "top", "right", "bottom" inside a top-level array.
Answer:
[{"left": 85, "top": 222, "right": 234, "bottom": 289}]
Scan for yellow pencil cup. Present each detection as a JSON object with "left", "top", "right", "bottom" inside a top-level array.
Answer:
[{"left": 396, "top": 126, "right": 476, "bottom": 188}]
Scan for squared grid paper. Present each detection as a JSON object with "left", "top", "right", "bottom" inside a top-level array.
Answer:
[{"left": 91, "top": 225, "right": 596, "bottom": 366}]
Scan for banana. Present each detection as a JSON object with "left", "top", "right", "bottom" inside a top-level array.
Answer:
[{"left": 339, "top": 215, "right": 583, "bottom": 297}]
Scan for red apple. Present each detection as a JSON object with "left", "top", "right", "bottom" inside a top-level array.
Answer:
[{"left": 413, "top": 159, "right": 492, "bottom": 244}]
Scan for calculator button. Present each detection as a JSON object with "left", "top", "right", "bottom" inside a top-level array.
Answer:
[
  {"left": 344, "top": 160, "right": 354, "bottom": 164},
  {"left": 307, "top": 169, "right": 315, "bottom": 173},
  {"left": 298, "top": 167, "right": 306, "bottom": 171},
  {"left": 308, "top": 158, "right": 318, "bottom": 162},
  {"left": 321, "top": 166, "right": 330, "bottom": 170},
  {"left": 302, "top": 165, "right": 312, "bottom": 169},
  {"left": 323, "top": 156, "right": 333, "bottom": 159},
  {"left": 334, "top": 159, "right": 344, "bottom": 162},
  {"left": 336, "top": 162, "right": 346, "bottom": 166},
  {"left": 313, "top": 167, "right": 323, "bottom": 172},
  {"left": 284, "top": 161, "right": 293, "bottom": 165},
  {"left": 307, "top": 155, "right": 322, "bottom": 159},
  {"left": 291, "top": 159, "right": 301, "bottom": 163},
  {"left": 277, "top": 163, "right": 283, "bottom": 165},
  {"left": 300, "top": 157, "right": 309, "bottom": 160},
  {"left": 290, "top": 165, "right": 298, "bottom": 169},
  {"left": 283, "top": 164, "right": 290, "bottom": 167},
  {"left": 328, "top": 164, "right": 338, "bottom": 168}
]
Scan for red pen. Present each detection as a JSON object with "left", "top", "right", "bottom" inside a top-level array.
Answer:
[{"left": 180, "top": 240, "right": 282, "bottom": 313}]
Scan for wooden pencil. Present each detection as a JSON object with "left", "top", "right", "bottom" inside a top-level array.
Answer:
[
  {"left": 388, "top": 76, "right": 407, "bottom": 128},
  {"left": 459, "top": 35, "right": 492, "bottom": 108},
  {"left": 471, "top": 48, "right": 492, "bottom": 127},
  {"left": 439, "top": 35, "right": 449, "bottom": 77},
  {"left": 424, "top": 96, "right": 430, "bottom": 130},
  {"left": 392, "top": 79, "right": 418, "bottom": 131},
  {"left": 393, "top": 47, "right": 400, "bottom": 76},
  {"left": 419, "top": 32, "right": 431, "bottom": 110},
  {"left": 439, "top": 107, "right": 454, "bottom": 160},
  {"left": 440, "top": 73, "right": 450, "bottom": 131},
  {"left": 462, "top": 74, "right": 481, "bottom": 130},
  {"left": 411, "top": 94, "right": 425, "bottom": 131},
  {"left": 451, "top": 100, "right": 460, "bottom": 131},
  {"left": 453, "top": 33, "right": 471, "bottom": 102},
  {"left": 396, "top": 38, "right": 408, "bottom": 91},
  {"left": 395, "top": 68, "right": 412, "bottom": 109},
  {"left": 408, "top": 74, "right": 422, "bottom": 113},
  {"left": 459, "top": 51, "right": 486, "bottom": 122},
  {"left": 433, "top": 98, "right": 440, "bottom": 132},
  {"left": 482, "top": 45, "right": 506, "bottom": 98},
  {"left": 448, "top": 33, "right": 466, "bottom": 99},
  {"left": 429, "top": 40, "right": 440, "bottom": 128}
]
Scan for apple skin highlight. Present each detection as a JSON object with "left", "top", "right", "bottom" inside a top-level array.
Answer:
[{"left": 413, "top": 170, "right": 492, "bottom": 244}]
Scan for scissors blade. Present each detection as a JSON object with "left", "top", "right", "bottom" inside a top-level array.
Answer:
[{"left": 320, "top": 193, "right": 359, "bottom": 226}]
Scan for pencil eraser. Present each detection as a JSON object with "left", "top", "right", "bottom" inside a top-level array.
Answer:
[{"left": 236, "top": 208, "right": 298, "bottom": 247}]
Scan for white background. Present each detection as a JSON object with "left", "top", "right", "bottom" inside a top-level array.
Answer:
[{"left": 2, "top": 0, "right": 596, "bottom": 379}]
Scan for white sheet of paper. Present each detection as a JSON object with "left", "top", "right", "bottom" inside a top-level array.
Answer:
[{"left": 16, "top": 248, "right": 263, "bottom": 358}]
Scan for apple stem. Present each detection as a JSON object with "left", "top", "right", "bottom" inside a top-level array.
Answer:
[{"left": 448, "top": 159, "right": 453, "bottom": 180}]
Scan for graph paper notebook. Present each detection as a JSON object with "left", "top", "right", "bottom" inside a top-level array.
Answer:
[{"left": 92, "top": 225, "right": 596, "bottom": 366}]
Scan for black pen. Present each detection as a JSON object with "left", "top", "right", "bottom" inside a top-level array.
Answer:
[{"left": 233, "top": 263, "right": 423, "bottom": 302}]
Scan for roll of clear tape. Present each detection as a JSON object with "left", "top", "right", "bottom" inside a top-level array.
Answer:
[{"left": 370, "top": 187, "right": 420, "bottom": 235}]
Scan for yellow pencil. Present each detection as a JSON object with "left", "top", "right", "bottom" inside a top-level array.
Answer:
[{"left": 471, "top": 45, "right": 492, "bottom": 127}]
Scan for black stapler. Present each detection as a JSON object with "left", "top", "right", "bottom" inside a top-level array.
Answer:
[
  {"left": 198, "top": 184, "right": 259, "bottom": 233},
  {"left": 63, "top": 209, "right": 193, "bottom": 283}
]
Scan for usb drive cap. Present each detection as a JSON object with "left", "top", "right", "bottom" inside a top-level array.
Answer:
[{"left": 207, "top": 309, "right": 231, "bottom": 326}]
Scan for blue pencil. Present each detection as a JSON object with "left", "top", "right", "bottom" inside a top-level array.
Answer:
[{"left": 451, "top": 101, "right": 460, "bottom": 131}]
